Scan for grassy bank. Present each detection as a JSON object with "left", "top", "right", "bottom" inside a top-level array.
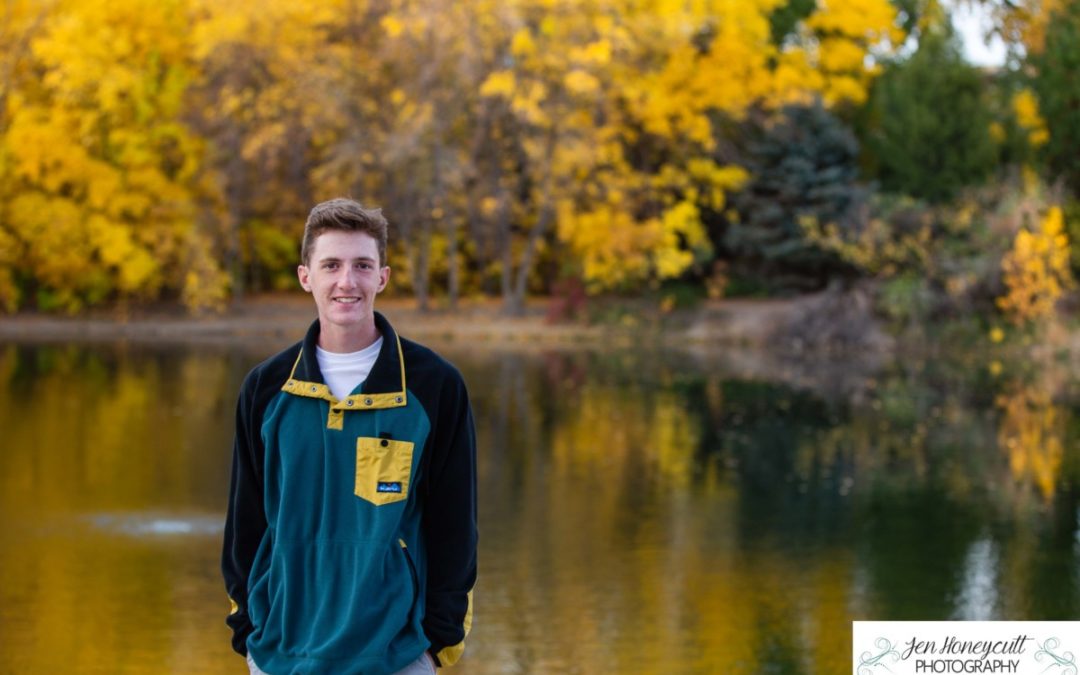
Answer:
[{"left": 0, "top": 292, "right": 823, "bottom": 349}]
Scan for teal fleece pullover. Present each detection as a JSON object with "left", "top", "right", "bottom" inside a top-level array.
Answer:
[{"left": 223, "top": 313, "right": 477, "bottom": 674}]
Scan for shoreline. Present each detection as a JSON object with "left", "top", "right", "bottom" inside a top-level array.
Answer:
[
  {"left": 0, "top": 292, "right": 821, "bottom": 349},
  {"left": 8, "top": 292, "right": 1078, "bottom": 401},
  {"left": 5, "top": 290, "right": 1071, "bottom": 367}
]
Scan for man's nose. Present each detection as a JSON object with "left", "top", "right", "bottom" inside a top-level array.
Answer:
[{"left": 337, "top": 269, "right": 359, "bottom": 288}]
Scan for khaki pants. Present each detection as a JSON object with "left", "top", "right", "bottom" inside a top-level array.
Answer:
[{"left": 247, "top": 651, "right": 436, "bottom": 675}]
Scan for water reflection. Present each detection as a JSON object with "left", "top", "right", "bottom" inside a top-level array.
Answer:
[
  {"left": 997, "top": 381, "right": 1066, "bottom": 503},
  {"left": 954, "top": 537, "right": 999, "bottom": 620},
  {"left": 0, "top": 343, "right": 244, "bottom": 514},
  {"left": 0, "top": 341, "right": 1078, "bottom": 674},
  {"left": 0, "top": 342, "right": 252, "bottom": 674},
  {"left": 88, "top": 513, "right": 225, "bottom": 537}
]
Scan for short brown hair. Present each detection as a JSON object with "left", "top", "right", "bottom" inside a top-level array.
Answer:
[{"left": 301, "top": 198, "right": 388, "bottom": 267}]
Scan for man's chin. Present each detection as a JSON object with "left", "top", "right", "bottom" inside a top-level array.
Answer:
[{"left": 322, "top": 307, "right": 371, "bottom": 326}]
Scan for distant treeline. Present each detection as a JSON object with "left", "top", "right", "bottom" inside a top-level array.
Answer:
[{"left": 1, "top": 0, "right": 1078, "bottom": 326}]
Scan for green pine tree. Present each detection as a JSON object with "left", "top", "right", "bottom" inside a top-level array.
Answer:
[
  {"left": 722, "top": 101, "right": 866, "bottom": 290},
  {"left": 1031, "top": 0, "right": 1080, "bottom": 197},
  {"left": 866, "top": 24, "right": 997, "bottom": 203}
]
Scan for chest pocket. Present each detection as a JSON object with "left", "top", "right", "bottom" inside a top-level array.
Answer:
[{"left": 355, "top": 437, "right": 415, "bottom": 506}]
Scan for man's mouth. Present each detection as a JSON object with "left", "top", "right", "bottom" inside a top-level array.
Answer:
[{"left": 333, "top": 297, "right": 360, "bottom": 304}]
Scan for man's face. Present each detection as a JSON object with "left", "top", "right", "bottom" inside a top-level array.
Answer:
[{"left": 297, "top": 230, "right": 389, "bottom": 334}]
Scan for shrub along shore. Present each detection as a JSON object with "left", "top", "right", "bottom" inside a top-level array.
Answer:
[{"left": 4, "top": 290, "right": 1077, "bottom": 360}]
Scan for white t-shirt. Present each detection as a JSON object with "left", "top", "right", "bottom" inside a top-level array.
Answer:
[{"left": 315, "top": 336, "right": 384, "bottom": 400}]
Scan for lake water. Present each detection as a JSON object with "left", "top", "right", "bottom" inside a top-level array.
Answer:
[{"left": 0, "top": 339, "right": 1077, "bottom": 674}]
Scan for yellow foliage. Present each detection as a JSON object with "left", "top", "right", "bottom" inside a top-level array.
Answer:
[
  {"left": 997, "top": 206, "right": 1073, "bottom": 325},
  {"left": 1012, "top": 89, "right": 1050, "bottom": 148},
  {"left": 479, "top": 70, "right": 516, "bottom": 98},
  {"left": 190, "top": 0, "right": 347, "bottom": 59},
  {"left": 993, "top": 0, "right": 1062, "bottom": 55},
  {"left": 483, "top": 0, "right": 898, "bottom": 292},
  {"left": 578, "top": 39, "right": 612, "bottom": 65},
  {"left": 817, "top": 38, "right": 866, "bottom": 73},
  {"left": 1, "top": 0, "right": 219, "bottom": 312},
  {"left": 989, "top": 121, "right": 1006, "bottom": 144},
  {"left": 511, "top": 28, "right": 537, "bottom": 57},
  {"left": 656, "top": 201, "right": 704, "bottom": 279},
  {"left": 0, "top": 271, "right": 18, "bottom": 313},
  {"left": 804, "top": 0, "right": 901, "bottom": 106},
  {"left": 801, "top": 214, "right": 932, "bottom": 278},
  {"left": 0, "top": 228, "right": 19, "bottom": 312},
  {"left": 0, "top": 0, "right": 904, "bottom": 310},
  {"left": 685, "top": 159, "right": 749, "bottom": 210},
  {"left": 381, "top": 15, "right": 405, "bottom": 39},
  {"left": 557, "top": 200, "right": 659, "bottom": 289},
  {"left": 181, "top": 231, "right": 230, "bottom": 313},
  {"left": 563, "top": 69, "right": 601, "bottom": 96}
]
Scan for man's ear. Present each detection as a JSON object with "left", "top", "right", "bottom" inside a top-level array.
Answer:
[
  {"left": 297, "top": 264, "right": 312, "bottom": 292},
  {"left": 378, "top": 266, "right": 391, "bottom": 293}
]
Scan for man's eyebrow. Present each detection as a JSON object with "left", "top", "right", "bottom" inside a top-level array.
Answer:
[{"left": 316, "top": 255, "right": 377, "bottom": 263}]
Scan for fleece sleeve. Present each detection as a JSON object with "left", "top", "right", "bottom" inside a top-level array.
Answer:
[
  {"left": 421, "top": 372, "right": 478, "bottom": 667},
  {"left": 221, "top": 373, "right": 268, "bottom": 656}
]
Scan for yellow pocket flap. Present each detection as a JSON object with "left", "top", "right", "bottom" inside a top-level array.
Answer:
[{"left": 355, "top": 437, "right": 415, "bottom": 505}]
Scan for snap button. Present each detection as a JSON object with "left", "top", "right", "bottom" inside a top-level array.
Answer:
[
  {"left": 380, "top": 439, "right": 389, "bottom": 448},
  {"left": 310, "top": 385, "right": 317, "bottom": 392},
  {"left": 365, "top": 398, "right": 373, "bottom": 406},
  {"left": 395, "top": 396, "right": 403, "bottom": 403},
  {"left": 347, "top": 400, "right": 354, "bottom": 406}
]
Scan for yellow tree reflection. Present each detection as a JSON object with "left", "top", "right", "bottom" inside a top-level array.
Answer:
[{"left": 996, "top": 381, "right": 1064, "bottom": 504}]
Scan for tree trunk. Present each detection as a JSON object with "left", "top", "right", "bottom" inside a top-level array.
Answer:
[
  {"left": 509, "top": 203, "right": 552, "bottom": 315},
  {"left": 497, "top": 198, "right": 515, "bottom": 314},
  {"left": 225, "top": 125, "right": 246, "bottom": 304},
  {"left": 503, "top": 132, "right": 557, "bottom": 316},
  {"left": 446, "top": 218, "right": 459, "bottom": 310},
  {"left": 412, "top": 235, "right": 430, "bottom": 312}
]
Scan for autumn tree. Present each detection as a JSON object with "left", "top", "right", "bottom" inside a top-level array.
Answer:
[
  {"left": 1, "top": 0, "right": 904, "bottom": 314},
  {"left": 187, "top": 0, "right": 360, "bottom": 297},
  {"left": 356, "top": 1, "right": 479, "bottom": 310},
  {"left": 0, "top": 0, "right": 51, "bottom": 311},
  {"left": 985, "top": 0, "right": 1065, "bottom": 57},
  {"left": 997, "top": 206, "right": 1073, "bottom": 325},
  {"left": 1, "top": 0, "right": 226, "bottom": 312},
  {"left": 477, "top": 0, "right": 899, "bottom": 309}
]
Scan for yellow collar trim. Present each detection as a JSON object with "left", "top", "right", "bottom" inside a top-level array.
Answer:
[{"left": 280, "top": 334, "right": 408, "bottom": 411}]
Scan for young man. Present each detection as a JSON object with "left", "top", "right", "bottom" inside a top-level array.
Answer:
[{"left": 222, "top": 199, "right": 477, "bottom": 675}]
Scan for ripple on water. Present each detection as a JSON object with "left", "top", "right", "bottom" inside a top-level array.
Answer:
[{"left": 87, "top": 512, "right": 224, "bottom": 537}]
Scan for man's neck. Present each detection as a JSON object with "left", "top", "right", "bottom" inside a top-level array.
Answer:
[{"left": 318, "top": 320, "right": 380, "bottom": 354}]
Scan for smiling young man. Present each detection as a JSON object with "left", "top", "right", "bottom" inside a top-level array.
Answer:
[{"left": 222, "top": 199, "right": 477, "bottom": 675}]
